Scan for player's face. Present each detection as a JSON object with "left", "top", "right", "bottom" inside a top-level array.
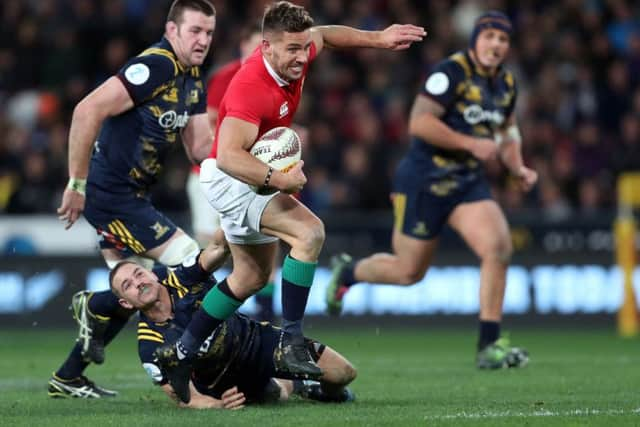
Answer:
[
  {"left": 474, "top": 28, "right": 510, "bottom": 70},
  {"left": 263, "top": 30, "right": 312, "bottom": 81},
  {"left": 169, "top": 9, "right": 216, "bottom": 66},
  {"left": 112, "top": 263, "right": 162, "bottom": 309}
]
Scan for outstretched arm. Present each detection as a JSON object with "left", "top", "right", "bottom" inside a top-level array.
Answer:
[
  {"left": 311, "top": 24, "right": 426, "bottom": 55},
  {"left": 161, "top": 382, "right": 245, "bottom": 409}
]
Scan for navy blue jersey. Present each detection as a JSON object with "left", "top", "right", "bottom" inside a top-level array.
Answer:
[
  {"left": 88, "top": 37, "right": 207, "bottom": 195},
  {"left": 391, "top": 51, "right": 516, "bottom": 239},
  {"left": 407, "top": 50, "right": 517, "bottom": 180},
  {"left": 137, "top": 264, "right": 276, "bottom": 399}
]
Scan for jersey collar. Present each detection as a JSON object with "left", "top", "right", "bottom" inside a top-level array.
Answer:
[{"left": 262, "top": 56, "right": 289, "bottom": 87}]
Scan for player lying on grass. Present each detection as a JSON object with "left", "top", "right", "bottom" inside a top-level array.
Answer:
[{"left": 109, "top": 244, "right": 357, "bottom": 408}]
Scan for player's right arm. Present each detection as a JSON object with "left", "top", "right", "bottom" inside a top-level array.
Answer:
[
  {"left": 57, "top": 77, "right": 134, "bottom": 229},
  {"left": 409, "top": 63, "right": 498, "bottom": 162},
  {"left": 217, "top": 117, "right": 306, "bottom": 194}
]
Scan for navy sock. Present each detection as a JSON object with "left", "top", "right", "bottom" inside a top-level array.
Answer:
[
  {"left": 87, "top": 290, "right": 121, "bottom": 318},
  {"left": 54, "top": 313, "right": 131, "bottom": 379},
  {"left": 478, "top": 321, "right": 500, "bottom": 350},
  {"left": 340, "top": 263, "right": 357, "bottom": 287},
  {"left": 178, "top": 279, "right": 242, "bottom": 358}
]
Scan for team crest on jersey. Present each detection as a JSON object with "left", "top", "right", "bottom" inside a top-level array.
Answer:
[
  {"left": 150, "top": 222, "right": 170, "bottom": 240},
  {"left": 279, "top": 101, "right": 289, "bottom": 118},
  {"left": 187, "top": 89, "right": 199, "bottom": 106}
]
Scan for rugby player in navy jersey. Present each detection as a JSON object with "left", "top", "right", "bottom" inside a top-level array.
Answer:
[
  {"left": 109, "top": 244, "right": 356, "bottom": 409},
  {"left": 326, "top": 12, "right": 537, "bottom": 370},
  {"left": 48, "top": 0, "right": 227, "bottom": 398}
]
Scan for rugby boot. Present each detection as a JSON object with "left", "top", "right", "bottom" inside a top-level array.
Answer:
[
  {"left": 153, "top": 343, "right": 192, "bottom": 403},
  {"left": 476, "top": 337, "right": 529, "bottom": 369},
  {"left": 274, "top": 332, "right": 323, "bottom": 380},
  {"left": 48, "top": 374, "right": 118, "bottom": 398},
  {"left": 325, "top": 253, "right": 353, "bottom": 316},
  {"left": 297, "top": 380, "right": 356, "bottom": 403},
  {"left": 71, "top": 291, "right": 109, "bottom": 364}
]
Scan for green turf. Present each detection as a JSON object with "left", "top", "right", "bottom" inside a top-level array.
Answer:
[{"left": 1, "top": 325, "right": 638, "bottom": 426}]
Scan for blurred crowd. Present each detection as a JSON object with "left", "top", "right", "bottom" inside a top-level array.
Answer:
[{"left": 1, "top": 0, "right": 639, "bottom": 222}]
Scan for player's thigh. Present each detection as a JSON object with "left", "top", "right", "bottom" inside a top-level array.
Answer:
[
  {"left": 316, "top": 344, "right": 357, "bottom": 386},
  {"left": 227, "top": 241, "right": 279, "bottom": 293},
  {"left": 259, "top": 194, "right": 323, "bottom": 244},
  {"left": 391, "top": 228, "right": 439, "bottom": 278},
  {"left": 448, "top": 199, "right": 512, "bottom": 259},
  {"left": 187, "top": 171, "right": 220, "bottom": 238}
]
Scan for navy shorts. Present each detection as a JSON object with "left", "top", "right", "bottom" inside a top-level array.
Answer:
[
  {"left": 391, "top": 160, "right": 491, "bottom": 240},
  {"left": 198, "top": 323, "right": 323, "bottom": 402},
  {"left": 83, "top": 186, "right": 177, "bottom": 257}
]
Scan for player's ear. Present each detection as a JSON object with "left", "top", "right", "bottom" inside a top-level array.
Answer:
[
  {"left": 166, "top": 20, "right": 178, "bottom": 38},
  {"left": 118, "top": 298, "right": 134, "bottom": 310},
  {"left": 261, "top": 38, "right": 271, "bottom": 53}
]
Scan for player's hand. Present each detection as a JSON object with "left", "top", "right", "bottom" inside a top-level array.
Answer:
[
  {"left": 57, "top": 188, "right": 86, "bottom": 230},
  {"left": 380, "top": 24, "right": 427, "bottom": 51},
  {"left": 279, "top": 160, "right": 307, "bottom": 194},
  {"left": 220, "top": 386, "right": 245, "bottom": 410},
  {"left": 512, "top": 165, "right": 538, "bottom": 192},
  {"left": 469, "top": 138, "right": 499, "bottom": 162}
]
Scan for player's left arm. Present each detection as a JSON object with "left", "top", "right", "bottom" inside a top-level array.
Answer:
[
  {"left": 161, "top": 382, "right": 245, "bottom": 409},
  {"left": 182, "top": 113, "right": 213, "bottom": 163},
  {"left": 496, "top": 114, "right": 538, "bottom": 192},
  {"left": 310, "top": 24, "right": 426, "bottom": 55}
]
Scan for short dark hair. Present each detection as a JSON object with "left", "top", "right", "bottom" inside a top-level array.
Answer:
[
  {"left": 167, "top": 0, "right": 216, "bottom": 25},
  {"left": 262, "top": 1, "right": 314, "bottom": 35},
  {"left": 108, "top": 260, "right": 138, "bottom": 296}
]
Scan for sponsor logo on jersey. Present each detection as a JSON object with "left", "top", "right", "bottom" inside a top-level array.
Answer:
[
  {"left": 279, "top": 101, "right": 289, "bottom": 118},
  {"left": 150, "top": 222, "right": 170, "bottom": 240},
  {"left": 158, "top": 110, "right": 189, "bottom": 129},
  {"left": 462, "top": 105, "right": 504, "bottom": 126},
  {"left": 125, "top": 63, "right": 150, "bottom": 85},
  {"left": 411, "top": 222, "right": 430, "bottom": 237}
]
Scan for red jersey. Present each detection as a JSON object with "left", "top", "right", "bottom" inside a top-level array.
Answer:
[
  {"left": 192, "top": 59, "right": 243, "bottom": 173},
  {"left": 209, "top": 43, "right": 317, "bottom": 159}
]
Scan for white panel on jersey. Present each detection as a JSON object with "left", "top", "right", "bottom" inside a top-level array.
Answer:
[
  {"left": 425, "top": 72, "right": 449, "bottom": 95},
  {"left": 125, "top": 63, "right": 151, "bottom": 85}
]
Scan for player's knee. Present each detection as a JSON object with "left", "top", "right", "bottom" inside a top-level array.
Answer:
[
  {"left": 339, "top": 361, "right": 357, "bottom": 385},
  {"left": 397, "top": 264, "right": 427, "bottom": 285},
  {"left": 295, "top": 219, "right": 325, "bottom": 256},
  {"left": 484, "top": 238, "right": 513, "bottom": 264}
]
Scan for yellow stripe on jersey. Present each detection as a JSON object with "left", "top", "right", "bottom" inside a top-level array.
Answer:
[
  {"left": 138, "top": 328, "right": 163, "bottom": 339},
  {"left": 392, "top": 193, "right": 407, "bottom": 232},
  {"left": 166, "top": 271, "right": 188, "bottom": 298},
  {"left": 138, "top": 48, "right": 183, "bottom": 76},
  {"left": 450, "top": 53, "right": 472, "bottom": 79},
  {"left": 108, "top": 220, "right": 146, "bottom": 254},
  {"left": 138, "top": 334, "right": 164, "bottom": 343}
]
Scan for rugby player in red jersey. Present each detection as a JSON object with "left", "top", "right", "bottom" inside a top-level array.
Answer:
[{"left": 155, "top": 1, "right": 426, "bottom": 403}]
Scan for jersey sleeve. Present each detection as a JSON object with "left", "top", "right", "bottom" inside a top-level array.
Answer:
[
  {"left": 420, "top": 59, "right": 466, "bottom": 110},
  {"left": 116, "top": 54, "right": 176, "bottom": 105},
  {"left": 223, "top": 81, "right": 273, "bottom": 126},
  {"left": 138, "top": 322, "right": 167, "bottom": 385},
  {"left": 207, "top": 69, "right": 231, "bottom": 109}
]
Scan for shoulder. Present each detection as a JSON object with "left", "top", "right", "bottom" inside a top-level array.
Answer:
[
  {"left": 137, "top": 320, "right": 165, "bottom": 344},
  {"left": 500, "top": 68, "right": 516, "bottom": 90}
]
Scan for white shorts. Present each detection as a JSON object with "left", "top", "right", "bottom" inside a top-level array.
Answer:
[
  {"left": 199, "top": 158, "right": 279, "bottom": 245},
  {"left": 187, "top": 170, "right": 220, "bottom": 237}
]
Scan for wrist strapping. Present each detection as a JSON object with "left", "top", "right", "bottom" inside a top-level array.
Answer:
[
  {"left": 67, "top": 178, "right": 87, "bottom": 196},
  {"left": 261, "top": 166, "right": 274, "bottom": 191}
]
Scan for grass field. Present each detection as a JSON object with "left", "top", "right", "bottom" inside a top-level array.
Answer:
[{"left": 1, "top": 324, "right": 639, "bottom": 426}]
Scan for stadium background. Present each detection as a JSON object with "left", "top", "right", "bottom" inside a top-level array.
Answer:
[
  {"left": 2, "top": 1, "right": 640, "bottom": 424},
  {"left": 1, "top": 1, "right": 639, "bottom": 325}
]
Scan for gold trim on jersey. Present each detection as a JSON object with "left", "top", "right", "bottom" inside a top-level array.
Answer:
[
  {"left": 138, "top": 323, "right": 165, "bottom": 343},
  {"left": 165, "top": 271, "right": 188, "bottom": 298},
  {"left": 108, "top": 219, "right": 146, "bottom": 254},
  {"left": 392, "top": 193, "right": 407, "bottom": 232},
  {"left": 138, "top": 48, "right": 183, "bottom": 76}
]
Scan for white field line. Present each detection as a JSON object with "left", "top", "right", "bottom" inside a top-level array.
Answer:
[{"left": 424, "top": 408, "right": 640, "bottom": 420}]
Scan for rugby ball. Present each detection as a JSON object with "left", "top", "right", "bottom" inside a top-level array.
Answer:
[{"left": 249, "top": 127, "right": 302, "bottom": 194}]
